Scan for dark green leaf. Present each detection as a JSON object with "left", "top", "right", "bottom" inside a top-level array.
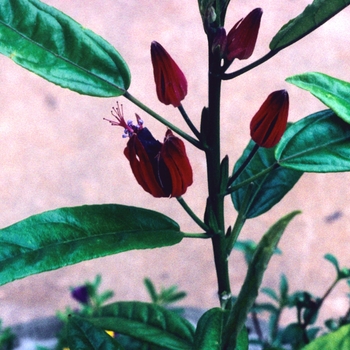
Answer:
[
  {"left": 301, "top": 324, "right": 350, "bottom": 350},
  {"left": 0, "top": 204, "right": 183, "bottom": 286},
  {"left": 270, "top": 0, "right": 350, "bottom": 51},
  {"left": 276, "top": 110, "right": 350, "bottom": 172},
  {"left": 324, "top": 253, "right": 340, "bottom": 273},
  {"left": 144, "top": 278, "right": 158, "bottom": 304},
  {"left": 231, "top": 139, "right": 303, "bottom": 218},
  {"left": 223, "top": 211, "right": 301, "bottom": 349},
  {"left": 261, "top": 287, "right": 279, "bottom": 303},
  {"left": 280, "top": 274, "right": 289, "bottom": 305},
  {"left": 0, "top": 0, "right": 130, "bottom": 96},
  {"left": 67, "top": 315, "right": 123, "bottom": 350},
  {"left": 236, "top": 326, "right": 249, "bottom": 350},
  {"left": 281, "top": 323, "right": 305, "bottom": 347},
  {"left": 193, "top": 308, "right": 227, "bottom": 349},
  {"left": 287, "top": 72, "right": 350, "bottom": 123},
  {"left": 88, "top": 301, "right": 195, "bottom": 350}
]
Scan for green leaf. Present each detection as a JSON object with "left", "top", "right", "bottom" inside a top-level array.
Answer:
[
  {"left": 301, "top": 324, "right": 350, "bottom": 350},
  {"left": 324, "top": 253, "right": 341, "bottom": 273},
  {"left": 222, "top": 211, "right": 301, "bottom": 349},
  {"left": 286, "top": 72, "right": 350, "bottom": 123},
  {"left": 231, "top": 139, "right": 303, "bottom": 218},
  {"left": 236, "top": 326, "right": 249, "bottom": 350},
  {"left": 270, "top": 0, "right": 350, "bottom": 51},
  {"left": 88, "top": 301, "right": 195, "bottom": 350},
  {"left": 67, "top": 315, "right": 123, "bottom": 350},
  {"left": 0, "top": 204, "right": 183, "bottom": 286},
  {"left": 193, "top": 308, "right": 227, "bottom": 349},
  {"left": 0, "top": 0, "right": 130, "bottom": 96},
  {"left": 275, "top": 110, "right": 350, "bottom": 172}
]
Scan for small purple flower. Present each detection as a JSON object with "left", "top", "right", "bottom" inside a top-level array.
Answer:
[{"left": 71, "top": 285, "right": 89, "bottom": 304}]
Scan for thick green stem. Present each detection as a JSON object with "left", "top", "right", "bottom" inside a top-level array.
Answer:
[{"left": 205, "top": 43, "right": 232, "bottom": 308}]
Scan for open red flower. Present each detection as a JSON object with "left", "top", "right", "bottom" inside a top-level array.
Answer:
[
  {"left": 105, "top": 103, "right": 193, "bottom": 197},
  {"left": 250, "top": 90, "right": 289, "bottom": 148},
  {"left": 226, "top": 8, "right": 262, "bottom": 61},
  {"left": 151, "top": 41, "right": 188, "bottom": 107}
]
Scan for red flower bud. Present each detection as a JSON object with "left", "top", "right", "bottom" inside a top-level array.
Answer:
[
  {"left": 226, "top": 8, "right": 262, "bottom": 61},
  {"left": 105, "top": 103, "right": 193, "bottom": 197},
  {"left": 250, "top": 90, "right": 289, "bottom": 148},
  {"left": 151, "top": 41, "right": 188, "bottom": 107}
]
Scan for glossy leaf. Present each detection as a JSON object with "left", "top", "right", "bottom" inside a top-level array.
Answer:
[
  {"left": 276, "top": 110, "right": 350, "bottom": 172},
  {"left": 286, "top": 72, "right": 350, "bottom": 123},
  {"left": 270, "top": 0, "right": 350, "bottom": 51},
  {"left": 231, "top": 139, "right": 303, "bottom": 218},
  {"left": 301, "top": 324, "right": 350, "bottom": 350},
  {"left": 223, "top": 211, "right": 301, "bottom": 349},
  {"left": 194, "top": 308, "right": 227, "bottom": 349},
  {"left": 66, "top": 316, "right": 123, "bottom": 350},
  {"left": 88, "top": 301, "right": 195, "bottom": 350},
  {"left": 0, "top": 0, "right": 130, "bottom": 96},
  {"left": 0, "top": 205, "right": 183, "bottom": 286}
]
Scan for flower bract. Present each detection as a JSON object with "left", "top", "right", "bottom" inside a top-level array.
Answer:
[
  {"left": 151, "top": 41, "right": 188, "bottom": 107},
  {"left": 250, "top": 90, "right": 289, "bottom": 148}
]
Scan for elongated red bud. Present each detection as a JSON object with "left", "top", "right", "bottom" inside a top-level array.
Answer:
[
  {"left": 151, "top": 41, "right": 188, "bottom": 107},
  {"left": 250, "top": 90, "right": 289, "bottom": 148},
  {"left": 226, "top": 8, "right": 262, "bottom": 61}
]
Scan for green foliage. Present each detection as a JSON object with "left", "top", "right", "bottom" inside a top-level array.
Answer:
[
  {"left": 0, "top": 204, "right": 183, "bottom": 286},
  {"left": 87, "top": 301, "right": 195, "bottom": 350},
  {"left": 222, "top": 211, "right": 300, "bottom": 348},
  {"left": 0, "top": 0, "right": 130, "bottom": 96},
  {"left": 67, "top": 315, "right": 123, "bottom": 350},
  {"left": 143, "top": 278, "right": 187, "bottom": 307},
  {"left": 287, "top": 72, "right": 350, "bottom": 124},
  {"left": 0, "top": 320, "right": 15, "bottom": 350},
  {"left": 270, "top": 0, "right": 350, "bottom": 51},
  {"left": 276, "top": 110, "right": 350, "bottom": 172},
  {"left": 301, "top": 324, "right": 350, "bottom": 350},
  {"left": 194, "top": 308, "right": 227, "bottom": 349},
  {"left": 231, "top": 139, "right": 303, "bottom": 218}
]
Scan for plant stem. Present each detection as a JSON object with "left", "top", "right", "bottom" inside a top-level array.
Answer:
[
  {"left": 178, "top": 104, "right": 202, "bottom": 140},
  {"left": 177, "top": 196, "right": 210, "bottom": 232},
  {"left": 183, "top": 233, "right": 211, "bottom": 239},
  {"left": 123, "top": 91, "right": 203, "bottom": 149},
  {"left": 225, "top": 163, "right": 278, "bottom": 195},
  {"left": 222, "top": 50, "right": 278, "bottom": 80},
  {"left": 227, "top": 143, "right": 260, "bottom": 187},
  {"left": 205, "top": 39, "right": 232, "bottom": 309}
]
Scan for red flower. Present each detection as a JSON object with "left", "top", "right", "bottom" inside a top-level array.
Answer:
[
  {"left": 151, "top": 41, "right": 188, "bottom": 107},
  {"left": 250, "top": 90, "right": 289, "bottom": 148},
  {"left": 226, "top": 8, "right": 262, "bottom": 61},
  {"left": 105, "top": 103, "right": 193, "bottom": 197}
]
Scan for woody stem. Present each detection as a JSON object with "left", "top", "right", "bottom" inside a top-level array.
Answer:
[{"left": 205, "top": 42, "right": 232, "bottom": 309}]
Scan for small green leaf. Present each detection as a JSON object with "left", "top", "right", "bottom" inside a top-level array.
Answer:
[
  {"left": 144, "top": 278, "right": 158, "bottom": 304},
  {"left": 67, "top": 315, "right": 123, "bottom": 350},
  {"left": 270, "top": 0, "right": 350, "bottom": 51},
  {"left": 324, "top": 253, "right": 340, "bottom": 273},
  {"left": 231, "top": 139, "right": 303, "bottom": 218},
  {"left": 0, "top": 0, "right": 130, "bottom": 96},
  {"left": 193, "top": 308, "right": 227, "bottom": 349},
  {"left": 89, "top": 301, "right": 195, "bottom": 350},
  {"left": 301, "top": 324, "right": 350, "bottom": 350},
  {"left": 276, "top": 110, "right": 350, "bottom": 172},
  {"left": 223, "top": 211, "right": 301, "bottom": 349},
  {"left": 287, "top": 72, "right": 350, "bottom": 123},
  {"left": 261, "top": 287, "right": 279, "bottom": 303},
  {"left": 0, "top": 205, "right": 183, "bottom": 286}
]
